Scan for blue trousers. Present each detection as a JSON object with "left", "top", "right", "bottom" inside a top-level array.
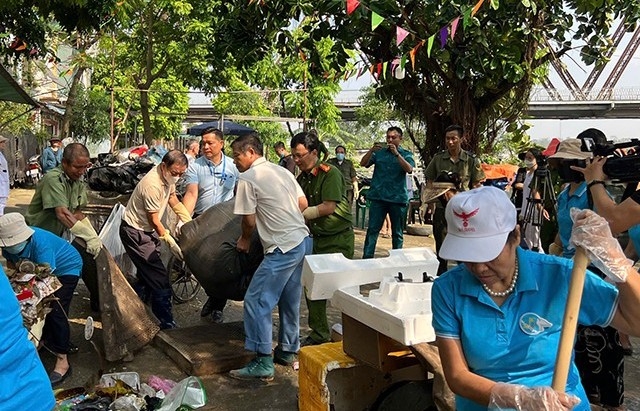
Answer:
[
  {"left": 243, "top": 237, "right": 312, "bottom": 355},
  {"left": 363, "top": 200, "right": 407, "bottom": 259}
]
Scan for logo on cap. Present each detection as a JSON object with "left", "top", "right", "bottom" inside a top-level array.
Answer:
[{"left": 453, "top": 207, "right": 479, "bottom": 231}]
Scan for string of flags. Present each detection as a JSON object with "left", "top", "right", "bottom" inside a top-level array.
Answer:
[{"left": 345, "top": 0, "right": 487, "bottom": 81}]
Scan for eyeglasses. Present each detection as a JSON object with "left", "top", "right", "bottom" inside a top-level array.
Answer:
[{"left": 292, "top": 151, "right": 310, "bottom": 160}]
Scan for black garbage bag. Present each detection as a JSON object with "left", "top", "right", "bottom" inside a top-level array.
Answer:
[
  {"left": 178, "top": 200, "right": 263, "bottom": 301},
  {"left": 86, "top": 160, "right": 154, "bottom": 194}
]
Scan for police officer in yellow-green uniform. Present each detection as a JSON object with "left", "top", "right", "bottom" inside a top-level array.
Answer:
[
  {"left": 25, "top": 143, "right": 103, "bottom": 312},
  {"left": 425, "top": 124, "right": 485, "bottom": 275},
  {"left": 292, "top": 131, "right": 354, "bottom": 346},
  {"left": 360, "top": 126, "right": 415, "bottom": 259}
]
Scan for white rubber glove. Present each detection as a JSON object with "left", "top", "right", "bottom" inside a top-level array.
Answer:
[
  {"left": 569, "top": 208, "right": 633, "bottom": 283},
  {"left": 160, "top": 231, "right": 183, "bottom": 260},
  {"left": 303, "top": 205, "right": 320, "bottom": 220},
  {"left": 70, "top": 218, "right": 102, "bottom": 258},
  {"left": 489, "top": 383, "right": 580, "bottom": 410}
]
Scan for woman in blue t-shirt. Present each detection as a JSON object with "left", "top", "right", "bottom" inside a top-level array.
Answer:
[{"left": 0, "top": 213, "right": 82, "bottom": 386}]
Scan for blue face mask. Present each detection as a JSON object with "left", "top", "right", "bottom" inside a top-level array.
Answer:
[
  {"left": 336, "top": 153, "right": 345, "bottom": 161},
  {"left": 4, "top": 240, "right": 27, "bottom": 255}
]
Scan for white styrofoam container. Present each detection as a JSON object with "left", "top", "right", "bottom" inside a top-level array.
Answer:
[
  {"left": 302, "top": 247, "right": 439, "bottom": 301},
  {"left": 331, "top": 278, "right": 436, "bottom": 346}
]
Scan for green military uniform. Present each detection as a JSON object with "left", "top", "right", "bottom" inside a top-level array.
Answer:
[
  {"left": 297, "top": 161, "right": 354, "bottom": 344},
  {"left": 25, "top": 166, "right": 99, "bottom": 310},
  {"left": 425, "top": 150, "right": 485, "bottom": 275},
  {"left": 25, "top": 167, "right": 88, "bottom": 236},
  {"left": 326, "top": 157, "right": 357, "bottom": 205}
]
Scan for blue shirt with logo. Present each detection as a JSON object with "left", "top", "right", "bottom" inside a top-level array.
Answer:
[
  {"left": 2, "top": 227, "right": 82, "bottom": 276},
  {"left": 184, "top": 155, "right": 239, "bottom": 215},
  {"left": 432, "top": 247, "right": 618, "bottom": 411}
]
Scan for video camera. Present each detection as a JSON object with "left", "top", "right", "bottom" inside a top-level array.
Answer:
[{"left": 579, "top": 138, "right": 640, "bottom": 182}]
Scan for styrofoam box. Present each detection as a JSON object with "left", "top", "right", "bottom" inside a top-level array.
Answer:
[
  {"left": 331, "top": 277, "right": 436, "bottom": 346},
  {"left": 302, "top": 247, "right": 439, "bottom": 301}
]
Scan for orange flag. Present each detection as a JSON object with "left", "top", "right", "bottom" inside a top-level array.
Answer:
[{"left": 471, "top": 0, "right": 486, "bottom": 16}]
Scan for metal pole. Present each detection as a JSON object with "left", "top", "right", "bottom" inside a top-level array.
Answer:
[{"left": 109, "top": 32, "right": 115, "bottom": 153}]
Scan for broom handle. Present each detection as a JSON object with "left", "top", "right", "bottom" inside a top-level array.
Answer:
[{"left": 552, "top": 246, "right": 589, "bottom": 392}]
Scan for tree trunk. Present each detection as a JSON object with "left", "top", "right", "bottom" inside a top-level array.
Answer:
[
  {"left": 139, "top": 88, "right": 153, "bottom": 146},
  {"left": 61, "top": 66, "right": 87, "bottom": 138}
]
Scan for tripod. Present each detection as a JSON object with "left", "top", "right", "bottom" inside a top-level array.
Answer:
[{"left": 521, "top": 166, "right": 557, "bottom": 252}]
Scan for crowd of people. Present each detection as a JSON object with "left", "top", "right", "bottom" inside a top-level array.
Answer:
[{"left": 1, "top": 123, "right": 640, "bottom": 411}]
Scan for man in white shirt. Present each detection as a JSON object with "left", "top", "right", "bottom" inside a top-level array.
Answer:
[{"left": 228, "top": 132, "right": 312, "bottom": 381}]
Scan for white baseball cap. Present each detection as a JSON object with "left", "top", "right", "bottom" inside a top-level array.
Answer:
[{"left": 439, "top": 186, "right": 517, "bottom": 263}]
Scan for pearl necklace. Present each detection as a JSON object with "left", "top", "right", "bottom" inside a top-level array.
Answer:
[{"left": 482, "top": 258, "right": 519, "bottom": 297}]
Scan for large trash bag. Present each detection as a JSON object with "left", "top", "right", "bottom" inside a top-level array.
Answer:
[
  {"left": 177, "top": 200, "right": 263, "bottom": 301},
  {"left": 86, "top": 160, "right": 154, "bottom": 195}
]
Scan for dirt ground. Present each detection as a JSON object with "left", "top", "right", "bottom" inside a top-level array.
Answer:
[{"left": 6, "top": 188, "right": 640, "bottom": 411}]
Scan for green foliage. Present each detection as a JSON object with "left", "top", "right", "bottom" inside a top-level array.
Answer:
[
  {"left": 253, "top": 0, "right": 640, "bottom": 161},
  {"left": 69, "top": 85, "right": 110, "bottom": 144},
  {"left": 0, "top": 101, "right": 35, "bottom": 135},
  {"left": 0, "top": 0, "right": 116, "bottom": 60}
]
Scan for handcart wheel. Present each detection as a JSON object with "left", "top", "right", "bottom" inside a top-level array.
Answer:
[{"left": 168, "top": 257, "right": 201, "bottom": 303}]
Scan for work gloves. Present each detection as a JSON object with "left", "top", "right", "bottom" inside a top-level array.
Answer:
[
  {"left": 160, "top": 231, "right": 183, "bottom": 260},
  {"left": 172, "top": 203, "right": 192, "bottom": 237},
  {"left": 570, "top": 208, "right": 632, "bottom": 283},
  {"left": 70, "top": 218, "right": 102, "bottom": 258},
  {"left": 489, "top": 383, "right": 580, "bottom": 410},
  {"left": 159, "top": 204, "right": 192, "bottom": 261}
]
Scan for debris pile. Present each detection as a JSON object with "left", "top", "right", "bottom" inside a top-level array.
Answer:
[
  {"left": 54, "top": 373, "right": 206, "bottom": 411},
  {"left": 6, "top": 259, "right": 61, "bottom": 339}
]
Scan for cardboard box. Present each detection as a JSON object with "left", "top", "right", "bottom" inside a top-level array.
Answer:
[{"left": 341, "top": 313, "right": 417, "bottom": 372}]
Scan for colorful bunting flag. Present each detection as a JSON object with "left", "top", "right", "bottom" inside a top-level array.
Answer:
[
  {"left": 400, "top": 55, "right": 407, "bottom": 70},
  {"left": 439, "top": 26, "right": 448, "bottom": 48},
  {"left": 463, "top": 8, "right": 472, "bottom": 28},
  {"left": 356, "top": 66, "right": 366, "bottom": 79},
  {"left": 427, "top": 35, "right": 435, "bottom": 57},
  {"left": 409, "top": 42, "right": 423, "bottom": 70},
  {"left": 450, "top": 17, "right": 460, "bottom": 39},
  {"left": 396, "top": 27, "right": 410, "bottom": 46},
  {"left": 472, "top": 0, "right": 486, "bottom": 16},
  {"left": 346, "top": 0, "right": 360, "bottom": 15},
  {"left": 376, "top": 63, "right": 383, "bottom": 77},
  {"left": 382, "top": 62, "right": 388, "bottom": 79},
  {"left": 371, "top": 12, "right": 384, "bottom": 30}
]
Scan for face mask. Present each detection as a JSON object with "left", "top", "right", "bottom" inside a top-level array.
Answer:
[
  {"left": 167, "top": 175, "right": 180, "bottom": 185},
  {"left": 278, "top": 153, "right": 285, "bottom": 159},
  {"left": 4, "top": 241, "right": 27, "bottom": 255},
  {"left": 336, "top": 153, "right": 345, "bottom": 161},
  {"left": 524, "top": 159, "right": 536, "bottom": 168}
]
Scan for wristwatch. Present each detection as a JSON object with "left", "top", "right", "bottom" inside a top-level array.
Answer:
[{"left": 587, "top": 180, "right": 605, "bottom": 189}]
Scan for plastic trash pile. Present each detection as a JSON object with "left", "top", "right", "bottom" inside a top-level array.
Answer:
[
  {"left": 6, "top": 259, "right": 61, "bottom": 341},
  {"left": 54, "top": 373, "right": 207, "bottom": 411}
]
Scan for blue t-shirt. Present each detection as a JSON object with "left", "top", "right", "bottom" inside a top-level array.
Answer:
[
  {"left": 3, "top": 227, "right": 82, "bottom": 276},
  {"left": 629, "top": 225, "right": 640, "bottom": 259},
  {"left": 366, "top": 146, "right": 415, "bottom": 204},
  {"left": 0, "top": 265, "right": 55, "bottom": 410},
  {"left": 184, "top": 155, "right": 239, "bottom": 215},
  {"left": 432, "top": 248, "right": 618, "bottom": 411}
]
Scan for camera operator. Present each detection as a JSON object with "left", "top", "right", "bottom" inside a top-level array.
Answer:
[
  {"left": 515, "top": 148, "right": 549, "bottom": 252},
  {"left": 573, "top": 154, "right": 640, "bottom": 235}
]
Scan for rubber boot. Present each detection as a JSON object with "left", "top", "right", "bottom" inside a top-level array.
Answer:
[{"left": 151, "top": 288, "right": 177, "bottom": 329}]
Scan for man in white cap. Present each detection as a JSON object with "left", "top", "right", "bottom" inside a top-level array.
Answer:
[{"left": 0, "top": 135, "right": 9, "bottom": 215}]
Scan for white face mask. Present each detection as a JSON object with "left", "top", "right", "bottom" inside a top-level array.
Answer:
[
  {"left": 167, "top": 174, "right": 180, "bottom": 185},
  {"left": 524, "top": 159, "right": 536, "bottom": 168}
]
